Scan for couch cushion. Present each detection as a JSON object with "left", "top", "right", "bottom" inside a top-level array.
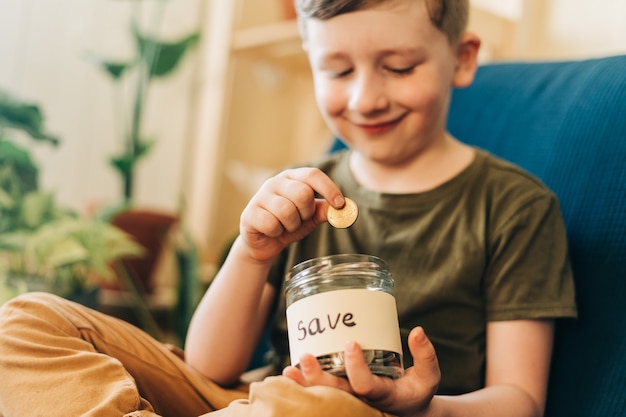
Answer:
[{"left": 448, "top": 55, "right": 626, "bottom": 417}]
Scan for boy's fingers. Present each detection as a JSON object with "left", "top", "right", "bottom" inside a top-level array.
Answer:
[
  {"left": 282, "top": 366, "right": 309, "bottom": 386},
  {"left": 407, "top": 327, "right": 441, "bottom": 389},
  {"left": 282, "top": 168, "right": 345, "bottom": 209},
  {"left": 297, "top": 354, "right": 354, "bottom": 392},
  {"left": 344, "top": 341, "right": 383, "bottom": 395}
]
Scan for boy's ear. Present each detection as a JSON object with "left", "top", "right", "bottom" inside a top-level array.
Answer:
[
  {"left": 297, "top": 18, "right": 309, "bottom": 52},
  {"left": 452, "top": 32, "right": 481, "bottom": 88}
]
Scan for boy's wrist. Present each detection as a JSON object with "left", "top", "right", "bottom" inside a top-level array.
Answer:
[
  {"left": 395, "top": 396, "right": 440, "bottom": 417},
  {"left": 229, "top": 236, "right": 277, "bottom": 270}
]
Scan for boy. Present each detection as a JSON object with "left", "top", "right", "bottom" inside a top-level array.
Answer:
[
  {"left": 189, "top": 0, "right": 576, "bottom": 415},
  {"left": 0, "top": 1, "right": 576, "bottom": 416}
]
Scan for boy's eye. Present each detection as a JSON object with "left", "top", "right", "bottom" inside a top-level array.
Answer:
[
  {"left": 388, "top": 66, "right": 415, "bottom": 75},
  {"left": 328, "top": 68, "right": 353, "bottom": 78}
]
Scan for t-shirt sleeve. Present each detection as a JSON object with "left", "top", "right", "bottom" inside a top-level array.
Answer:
[{"left": 484, "top": 193, "right": 578, "bottom": 321}]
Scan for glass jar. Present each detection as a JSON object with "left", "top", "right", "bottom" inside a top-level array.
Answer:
[{"left": 284, "top": 254, "right": 404, "bottom": 379}]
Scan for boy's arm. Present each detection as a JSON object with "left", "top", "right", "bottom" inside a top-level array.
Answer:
[
  {"left": 184, "top": 167, "right": 346, "bottom": 387},
  {"left": 427, "top": 319, "right": 554, "bottom": 417},
  {"left": 185, "top": 238, "right": 277, "bottom": 386}
]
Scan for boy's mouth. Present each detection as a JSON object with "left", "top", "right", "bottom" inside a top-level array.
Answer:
[{"left": 354, "top": 115, "right": 404, "bottom": 135}]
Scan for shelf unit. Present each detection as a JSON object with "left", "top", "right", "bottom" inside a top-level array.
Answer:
[{"left": 186, "top": 0, "right": 330, "bottom": 270}]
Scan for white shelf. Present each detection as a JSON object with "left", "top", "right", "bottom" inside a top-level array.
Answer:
[
  {"left": 232, "top": 20, "right": 300, "bottom": 52},
  {"left": 232, "top": 20, "right": 309, "bottom": 70}
]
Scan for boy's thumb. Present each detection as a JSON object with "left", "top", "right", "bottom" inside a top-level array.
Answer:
[{"left": 408, "top": 326, "right": 441, "bottom": 389}]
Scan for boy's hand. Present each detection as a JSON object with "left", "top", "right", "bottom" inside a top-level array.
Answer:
[
  {"left": 239, "top": 167, "right": 345, "bottom": 262},
  {"left": 282, "top": 326, "right": 441, "bottom": 417}
]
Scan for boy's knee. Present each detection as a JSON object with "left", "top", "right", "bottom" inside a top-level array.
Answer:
[
  {"left": 2, "top": 291, "right": 65, "bottom": 313},
  {"left": 0, "top": 292, "right": 89, "bottom": 342},
  {"left": 0, "top": 292, "right": 75, "bottom": 330}
]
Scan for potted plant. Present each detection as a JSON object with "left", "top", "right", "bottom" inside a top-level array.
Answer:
[
  {"left": 84, "top": 1, "right": 199, "bottom": 202},
  {"left": 83, "top": 0, "right": 200, "bottom": 295},
  {"left": 0, "top": 213, "right": 145, "bottom": 305},
  {"left": 0, "top": 89, "right": 144, "bottom": 308}
]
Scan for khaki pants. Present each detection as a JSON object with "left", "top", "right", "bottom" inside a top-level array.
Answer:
[{"left": 0, "top": 292, "right": 386, "bottom": 417}]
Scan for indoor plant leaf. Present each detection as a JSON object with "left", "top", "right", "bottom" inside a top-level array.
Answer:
[
  {"left": 82, "top": 51, "right": 135, "bottom": 81},
  {"left": 0, "top": 187, "right": 14, "bottom": 209},
  {"left": 110, "top": 154, "right": 133, "bottom": 179},
  {"left": 100, "top": 61, "right": 134, "bottom": 80},
  {"left": 0, "top": 90, "right": 60, "bottom": 145},
  {"left": 20, "top": 217, "right": 144, "bottom": 285},
  {"left": 0, "top": 140, "right": 39, "bottom": 172},
  {"left": 19, "top": 191, "right": 55, "bottom": 229},
  {"left": 0, "top": 186, "right": 17, "bottom": 233},
  {"left": 133, "top": 26, "right": 200, "bottom": 78},
  {"left": 0, "top": 140, "right": 39, "bottom": 194},
  {"left": 109, "top": 137, "right": 156, "bottom": 177},
  {"left": 135, "top": 137, "right": 156, "bottom": 159},
  {"left": 36, "top": 238, "right": 89, "bottom": 269},
  {"left": 81, "top": 222, "right": 145, "bottom": 279},
  {"left": 0, "top": 230, "right": 30, "bottom": 251}
]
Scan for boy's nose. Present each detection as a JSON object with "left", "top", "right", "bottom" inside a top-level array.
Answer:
[{"left": 348, "top": 74, "right": 389, "bottom": 115}]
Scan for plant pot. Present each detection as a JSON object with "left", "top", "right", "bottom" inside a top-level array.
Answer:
[{"left": 108, "top": 209, "right": 178, "bottom": 294}]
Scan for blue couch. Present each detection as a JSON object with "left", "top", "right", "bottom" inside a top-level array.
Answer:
[{"left": 447, "top": 55, "right": 626, "bottom": 417}]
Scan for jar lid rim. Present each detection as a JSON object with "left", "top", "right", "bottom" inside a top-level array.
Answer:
[{"left": 285, "top": 254, "right": 390, "bottom": 286}]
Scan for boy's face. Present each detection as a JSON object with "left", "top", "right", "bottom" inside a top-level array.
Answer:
[{"left": 302, "top": 1, "right": 478, "bottom": 166}]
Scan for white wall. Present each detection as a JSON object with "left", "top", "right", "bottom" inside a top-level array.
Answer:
[
  {"left": 470, "top": 0, "right": 626, "bottom": 61},
  {"left": 0, "top": 0, "right": 202, "bottom": 215},
  {"left": 543, "top": 0, "right": 626, "bottom": 59}
]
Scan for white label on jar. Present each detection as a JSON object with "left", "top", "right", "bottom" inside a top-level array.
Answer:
[{"left": 286, "top": 288, "right": 402, "bottom": 366}]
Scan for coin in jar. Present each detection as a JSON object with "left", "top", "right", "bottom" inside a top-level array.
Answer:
[{"left": 327, "top": 197, "right": 358, "bottom": 228}]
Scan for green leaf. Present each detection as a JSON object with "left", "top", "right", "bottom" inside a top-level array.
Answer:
[
  {"left": 133, "top": 27, "right": 200, "bottom": 78},
  {"left": 0, "top": 140, "right": 38, "bottom": 169},
  {"left": 135, "top": 138, "right": 156, "bottom": 159},
  {"left": 109, "top": 137, "right": 156, "bottom": 176},
  {"left": 0, "top": 284, "right": 21, "bottom": 305},
  {"left": 0, "top": 90, "right": 60, "bottom": 145},
  {"left": 37, "top": 238, "right": 89, "bottom": 269},
  {"left": 77, "top": 221, "right": 145, "bottom": 278},
  {"left": 0, "top": 230, "right": 30, "bottom": 251},
  {"left": 22, "top": 218, "right": 144, "bottom": 279},
  {"left": 110, "top": 154, "right": 133, "bottom": 178},
  {"left": 82, "top": 51, "right": 135, "bottom": 81},
  {"left": 0, "top": 187, "right": 14, "bottom": 209},
  {"left": 102, "top": 62, "right": 133, "bottom": 80},
  {"left": 0, "top": 140, "right": 39, "bottom": 193},
  {"left": 20, "top": 191, "right": 54, "bottom": 229}
]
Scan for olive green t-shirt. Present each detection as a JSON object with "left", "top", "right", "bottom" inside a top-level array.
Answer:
[{"left": 267, "top": 149, "right": 577, "bottom": 394}]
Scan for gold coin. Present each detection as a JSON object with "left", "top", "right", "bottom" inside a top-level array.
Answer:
[{"left": 327, "top": 197, "right": 358, "bottom": 228}]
